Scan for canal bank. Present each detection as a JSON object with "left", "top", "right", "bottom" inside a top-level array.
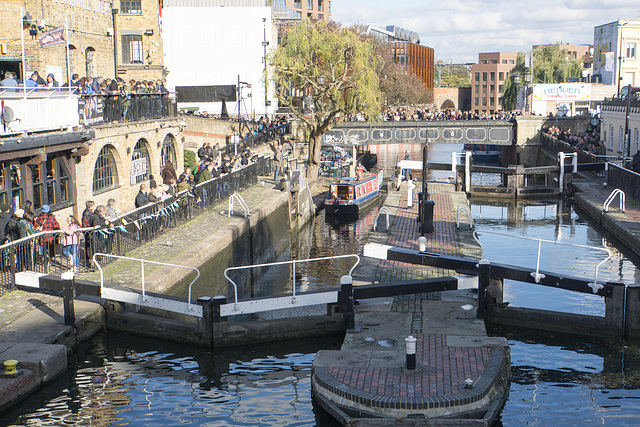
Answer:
[
  {"left": 0, "top": 177, "right": 304, "bottom": 413},
  {"left": 312, "top": 182, "right": 510, "bottom": 424}
]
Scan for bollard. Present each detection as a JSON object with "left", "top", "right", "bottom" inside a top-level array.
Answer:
[
  {"left": 405, "top": 335, "right": 417, "bottom": 370},
  {"left": 407, "top": 180, "right": 416, "bottom": 208},
  {"left": 3, "top": 360, "right": 18, "bottom": 375},
  {"left": 418, "top": 236, "right": 427, "bottom": 252},
  {"left": 417, "top": 192, "right": 423, "bottom": 222},
  {"left": 62, "top": 273, "right": 75, "bottom": 327},
  {"left": 421, "top": 199, "right": 435, "bottom": 234}
]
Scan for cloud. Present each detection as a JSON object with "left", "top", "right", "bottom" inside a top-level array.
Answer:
[{"left": 332, "top": 0, "right": 640, "bottom": 63}]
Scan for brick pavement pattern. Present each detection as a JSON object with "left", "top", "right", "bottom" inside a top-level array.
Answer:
[{"left": 327, "top": 334, "right": 491, "bottom": 398}]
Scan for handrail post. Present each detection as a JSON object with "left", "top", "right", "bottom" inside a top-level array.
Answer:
[
  {"left": 141, "top": 259, "right": 146, "bottom": 301},
  {"left": 477, "top": 259, "right": 490, "bottom": 319},
  {"left": 340, "top": 275, "right": 355, "bottom": 330},
  {"left": 292, "top": 260, "right": 297, "bottom": 302}
]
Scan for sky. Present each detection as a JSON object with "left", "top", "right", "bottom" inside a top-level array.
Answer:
[{"left": 332, "top": 0, "right": 640, "bottom": 63}]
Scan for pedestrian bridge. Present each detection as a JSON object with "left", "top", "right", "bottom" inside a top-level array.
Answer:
[{"left": 323, "top": 120, "right": 514, "bottom": 146}]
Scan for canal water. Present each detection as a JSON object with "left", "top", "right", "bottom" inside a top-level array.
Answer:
[{"left": 3, "top": 143, "right": 640, "bottom": 426}]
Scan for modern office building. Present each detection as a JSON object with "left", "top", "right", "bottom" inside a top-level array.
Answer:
[{"left": 470, "top": 52, "right": 518, "bottom": 114}]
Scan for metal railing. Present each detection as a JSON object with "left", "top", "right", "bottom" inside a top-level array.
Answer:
[
  {"left": 373, "top": 207, "right": 390, "bottom": 231},
  {"left": 223, "top": 254, "right": 360, "bottom": 312},
  {"left": 475, "top": 229, "right": 615, "bottom": 293},
  {"left": 456, "top": 205, "right": 474, "bottom": 229},
  {"left": 100, "top": 93, "right": 177, "bottom": 124},
  {"left": 228, "top": 193, "right": 249, "bottom": 217},
  {"left": 604, "top": 189, "right": 626, "bottom": 212},
  {"left": 0, "top": 156, "right": 273, "bottom": 293},
  {"left": 93, "top": 253, "right": 201, "bottom": 315},
  {"left": 607, "top": 163, "right": 640, "bottom": 203}
]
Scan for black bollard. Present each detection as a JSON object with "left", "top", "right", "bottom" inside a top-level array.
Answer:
[{"left": 62, "top": 276, "right": 75, "bottom": 327}]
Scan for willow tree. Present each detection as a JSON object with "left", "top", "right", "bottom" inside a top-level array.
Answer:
[
  {"left": 268, "top": 20, "right": 382, "bottom": 179},
  {"left": 502, "top": 44, "right": 583, "bottom": 111}
]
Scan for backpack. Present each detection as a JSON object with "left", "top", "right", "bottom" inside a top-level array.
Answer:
[{"left": 82, "top": 210, "right": 92, "bottom": 228}]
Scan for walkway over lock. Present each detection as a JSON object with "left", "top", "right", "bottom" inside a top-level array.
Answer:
[{"left": 323, "top": 120, "right": 514, "bottom": 146}]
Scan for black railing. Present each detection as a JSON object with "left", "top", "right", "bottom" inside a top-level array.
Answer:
[
  {"left": 218, "top": 122, "right": 291, "bottom": 156},
  {"left": 100, "top": 93, "right": 177, "bottom": 123},
  {"left": 607, "top": 163, "right": 640, "bottom": 203},
  {"left": 0, "top": 156, "right": 273, "bottom": 294}
]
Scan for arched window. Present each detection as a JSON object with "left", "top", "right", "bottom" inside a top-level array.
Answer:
[
  {"left": 67, "top": 44, "right": 77, "bottom": 76},
  {"left": 85, "top": 47, "right": 95, "bottom": 77},
  {"left": 93, "top": 146, "right": 119, "bottom": 194},
  {"left": 160, "top": 134, "right": 176, "bottom": 170},
  {"left": 131, "top": 139, "right": 150, "bottom": 185}
]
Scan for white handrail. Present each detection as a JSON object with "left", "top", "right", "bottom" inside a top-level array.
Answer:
[
  {"left": 224, "top": 254, "right": 360, "bottom": 311},
  {"left": 603, "top": 188, "right": 625, "bottom": 212},
  {"left": 456, "top": 205, "right": 474, "bottom": 229},
  {"left": 228, "top": 192, "right": 250, "bottom": 217},
  {"left": 374, "top": 207, "right": 390, "bottom": 231},
  {"left": 92, "top": 253, "right": 201, "bottom": 311},
  {"left": 474, "top": 230, "right": 615, "bottom": 293}
]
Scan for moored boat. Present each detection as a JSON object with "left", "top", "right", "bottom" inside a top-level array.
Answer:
[
  {"left": 463, "top": 144, "right": 501, "bottom": 163},
  {"left": 324, "top": 171, "right": 383, "bottom": 217}
]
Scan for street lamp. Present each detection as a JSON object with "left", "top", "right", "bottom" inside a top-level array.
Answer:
[
  {"left": 262, "top": 18, "right": 270, "bottom": 115},
  {"left": 524, "top": 71, "right": 532, "bottom": 114},
  {"left": 514, "top": 75, "right": 521, "bottom": 111}
]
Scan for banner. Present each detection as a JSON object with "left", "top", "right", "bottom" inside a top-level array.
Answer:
[
  {"left": 532, "top": 84, "right": 591, "bottom": 101},
  {"left": 603, "top": 52, "right": 614, "bottom": 72},
  {"left": 38, "top": 27, "right": 65, "bottom": 47},
  {"left": 78, "top": 97, "right": 104, "bottom": 125}
]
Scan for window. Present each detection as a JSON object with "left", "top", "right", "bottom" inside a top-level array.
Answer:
[
  {"left": 474, "top": 84, "right": 479, "bottom": 92},
  {"left": 509, "top": 60, "right": 514, "bottom": 64},
  {"left": 499, "top": 72, "right": 504, "bottom": 80},
  {"left": 609, "top": 125, "right": 613, "bottom": 149},
  {"left": 619, "top": 127, "right": 624, "bottom": 152},
  {"left": 328, "top": 1, "right": 331, "bottom": 12},
  {"left": 31, "top": 164, "right": 43, "bottom": 209},
  {"left": 93, "top": 146, "right": 119, "bottom": 194},
  {"left": 490, "top": 72, "right": 495, "bottom": 81},
  {"left": 474, "top": 72, "right": 479, "bottom": 81},
  {"left": 482, "top": 97, "right": 487, "bottom": 106},
  {"left": 490, "top": 84, "right": 495, "bottom": 92},
  {"left": 120, "top": 0, "right": 141, "bottom": 14},
  {"left": 627, "top": 42, "right": 637, "bottom": 59},
  {"left": 160, "top": 135, "right": 176, "bottom": 171},
  {"left": 131, "top": 139, "right": 150, "bottom": 185},
  {"left": 474, "top": 98, "right": 479, "bottom": 106},
  {"left": 490, "top": 97, "right": 495, "bottom": 106},
  {"left": 1, "top": 164, "right": 24, "bottom": 210},
  {"left": 482, "top": 72, "right": 487, "bottom": 81},
  {"left": 67, "top": 45, "right": 76, "bottom": 76},
  {"left": 45, "top": 157, "right": 70, "bottom": 206},
  {"left": 85, "top": 47, "right": 95, "bottom": 78},
  {"left": 318, "top": 13, "right": 323, "bottom": 20},
  {"left": 122, "top": 35, "right": 143, "bottom": 64},
  {"left": 307, "top": 0, "right": 313, "bottom": 9},
  {"left": 491, "top": 60, "right": 498, "bottom": 64},
  {"left": 499, "top": 84, "right": 503, "bottom": 93},
  {"left": 294, "top": 0, "right": 301, "bottom": 8},
  {"left": 502, "top": 60, "right": 507, "bottom": 64},
  {"left": 317, "top": 0, "right": 323, "bottom": 11}
]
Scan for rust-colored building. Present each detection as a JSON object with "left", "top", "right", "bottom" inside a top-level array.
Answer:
[
  {"left": 471, "top": 52, "right": 517, "bottom": 114},
  {"left": 283, "top": 0, "right": 331, "bottom": 22}
]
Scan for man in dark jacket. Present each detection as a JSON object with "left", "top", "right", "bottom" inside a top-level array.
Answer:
[
  {"left": 0, "top": 203, "right": 12, "bottom": 244},
  {"left": 135, "top": 184, "right": 150, "bottom": 208}
]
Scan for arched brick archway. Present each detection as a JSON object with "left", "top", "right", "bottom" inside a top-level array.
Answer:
[{"left": 441, "top": 99, "right": 455, "bottom": 110}]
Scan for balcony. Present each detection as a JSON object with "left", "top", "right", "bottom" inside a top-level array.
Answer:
[{"left": 1, "top": 87, "right": 177, "bottom": 137}]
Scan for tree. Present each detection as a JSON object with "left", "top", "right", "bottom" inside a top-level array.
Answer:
[
  {"left": 268, "top": 20, "right": 382, "bottom": 179},
  {"left": 377, "top": 46, "right": 431, "bottom": 106},
  {"left": 502, "top": 44, "right": 583, "bottom": 111},
  {"left": 435, "top": 61, "right": 471, "bottom": 88}
]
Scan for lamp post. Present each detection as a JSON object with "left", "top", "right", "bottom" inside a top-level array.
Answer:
[
  {"left": 262, "top": 18, "right": 269, "bottom": 116},
  {"left": 617, "top": 55, "right": 622, "bottom": 97},
  {"left": 524, "top": 71, "right": 532, "bottom": 114},
  {"left": 514, "top": 75, "right": 521, "bottom": 111}
]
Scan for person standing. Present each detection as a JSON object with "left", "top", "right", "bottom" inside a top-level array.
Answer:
[
  {"left": 161, "top": 160, "right": 178, "bottom": 185},
  {"left": 135, "top": 184, "right": 150, "bottom": 208},
  {"left": 271, "top": 142, "right": 283, "bottom": 182},
  {"left": 61, "top": 215, "right": 80, "bottom": 271},
  {"left": 403, "top": 150, "right": 413, "bottom": 181},
  {"left": 34, "top": 205, "right": 60, "bottom": 265}
]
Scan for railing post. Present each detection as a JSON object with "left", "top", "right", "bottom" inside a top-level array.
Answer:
[
  {"left": 477, "top": 259, "right": 490, "bottom": 319},
  {"left": 604, "top": 282, "right": 625, "bottom": 338},
  {"left": 340, "top": 275, "right": 355, "bottom": 330},
  {"left": 196, "top": 297, "right": 213, "bottom": 348},
  {"left": 62, "top": 275, "right": 75, "bottom": 327},
  {"left": 625, "top": 284, "right": 640, "bottom": 340}
]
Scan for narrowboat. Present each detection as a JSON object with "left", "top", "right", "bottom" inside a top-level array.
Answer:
[{"left": 324, "top": 171, "right": 383, "bottom": 217}]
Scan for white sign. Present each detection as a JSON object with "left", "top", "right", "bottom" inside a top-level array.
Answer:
[
  {"left": 532, "top": 84, "right": 591, "bottom": 101},
  {"left": 131, "top": 156, "right": 148, "bottom": 185}
]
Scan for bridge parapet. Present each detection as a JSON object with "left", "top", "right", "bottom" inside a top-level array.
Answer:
[{"left": 324, "top": 120, "right": 514, "bottom": 146}]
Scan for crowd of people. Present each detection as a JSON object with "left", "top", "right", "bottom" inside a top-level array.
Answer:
[
  {"left": 343, "top": 108, "right": 520, "bottom": 123},
  {"left": 0, "top": 70, "right": 169, "bottom": 97},
  {"left": 542, "top": 124, "right": 606, "bottom": 155}
]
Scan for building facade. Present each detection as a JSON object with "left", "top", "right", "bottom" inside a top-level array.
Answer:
[
  {"left": 471, "top": 52, "right": 517, "bottom": 114},
  {"left": 600, "top": 99, "right": 640, "bottom": 156},
  {"left": 162, "top": 3, "right": 277, "bottom": 116},
  {"left": 283, "top": 0, "right": 331, "bottom": 22},
  {"left": 593, "top": 20, "right": 640, "bottom": 88},
  {"left": 0, "top": 0, "right": 114, "bottom": 84}
]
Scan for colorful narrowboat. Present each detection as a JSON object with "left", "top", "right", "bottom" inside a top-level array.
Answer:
[{"left": 324, "top": 171, "right": 383, "bottom": 217}]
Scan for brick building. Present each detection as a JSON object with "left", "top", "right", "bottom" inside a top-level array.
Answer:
[
  {"left": 471, "top": 52, "right": 517, "bottom": 114},
  {"left": 283, "top": 0, "right": 331, "bottom": 21},
  {"left": 0, "top": 0, "right": 114, "bottom": 83}
]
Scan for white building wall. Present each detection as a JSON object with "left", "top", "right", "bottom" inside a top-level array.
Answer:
[
  {"left": 593, "top": 20, "right": 640, "bottom": 89},
  {"left": 601, "top": 104, "right": 640, "bottom": 156},
  {"left": 163, "top": 6, "right": 276, "bottom": 117}
]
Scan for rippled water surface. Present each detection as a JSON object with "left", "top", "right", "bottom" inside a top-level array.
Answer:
[{"left": 4, "top": 143, "right": 640, "bottom": 426}]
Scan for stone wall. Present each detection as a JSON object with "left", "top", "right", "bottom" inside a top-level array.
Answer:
[
  {"left": 180, "top": 115, "right": 239, "bottom": 152},
  {"left": 67, "top": 117, "right": 185, "bottom": 219}
]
